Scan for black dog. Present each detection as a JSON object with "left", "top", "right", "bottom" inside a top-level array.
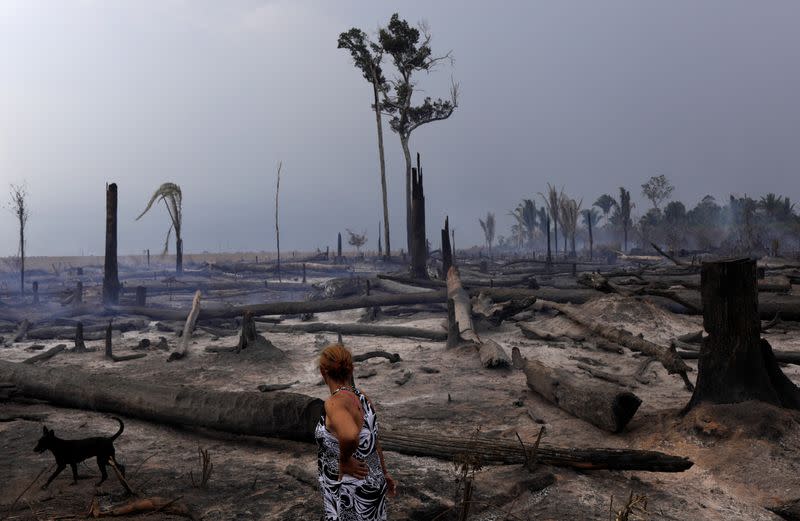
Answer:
[{"left": 34, "top": 417, "right": 125, "bottom": 489}]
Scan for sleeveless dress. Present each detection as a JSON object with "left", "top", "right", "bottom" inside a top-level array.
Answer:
[{"left": 315, "top": 386, "right": 388, "bottom": 521}]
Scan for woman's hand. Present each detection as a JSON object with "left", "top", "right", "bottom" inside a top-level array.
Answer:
[
  {"left": 385, "top": 473, "right": 397, "bottom": 497},
  {"left": 339, "top": 456, "right": 368, "bottom": 480}
]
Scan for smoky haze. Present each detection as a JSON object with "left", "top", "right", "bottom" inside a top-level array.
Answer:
[{"left": 1, "top": 1, "right": 799, "bottom": 257}]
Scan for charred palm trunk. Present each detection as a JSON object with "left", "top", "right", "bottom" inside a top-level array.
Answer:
[
  {"left": 103, "top": 183, "right": 120, "bottom": 305},
  {"left": 410, "top": 167, "right": 428, "bottom": 279},
  {"left": 546, "top": 216, "right": 552, "bottom": 264},
  {"left": 588, "top": 218, "right": 593, "bottom": 260},
  {"left": 176, "top": 237, "right": 183, "bottom": 275}
]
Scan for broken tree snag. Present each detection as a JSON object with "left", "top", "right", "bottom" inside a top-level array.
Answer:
[
  {"left": 32, "top": 281, "right": 39, "bottom": 304},
  {"left": 103, "top": 182, "right": 121, "bottom": 305},
  {"left": 168, "top": 291, "right": 202, "bottom": 362},
  {"left": 0, "top": 360, "right": 323, "bottom": 443},
  {"left": 378, "top": 431, "right": 691, "bottom": 472},
  {"left": 409, "top": 166, "right": 428, "bottom": 279},
  {"left": 74, "top": 321, "right": 88, "bottom": 352},
  {"left": 135, "top": 286, "right": 147, "bottom": 307},
  {"left": 446, "top": 267, "right": 479, "bottom": 344},
  {"left": 536, "top": 299, "right": 694, "bottom": 391},
  {"left": 441, "top": 216, "right": 453, "bottom": 277},
  {"left": 522, "top": 359, "right": 642, "bottom": 432},
  {"left": 23, "top": 344, "right": 66, "bottom": 364},
  {"left": 686, "top": 258, "right": 800, "bottom": 411},
  {"left": 337, "top": 232, "right": 343, "bottom": 262}
]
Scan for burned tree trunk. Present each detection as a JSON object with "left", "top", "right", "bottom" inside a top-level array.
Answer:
[
  {"left": 409, "top": 167, "right": 428, "bottom": 279},
  {"left": 0, "top": 360, "right": 322, "bottom": 441},
  {"left": 523, "top": 359, "right": 641, "bottom": 432},
  {"left": 337, "top": 232, "right": 343, "bottom": 262},
  {"left": 103, "top": 183, "right": 121, "bottom": 305},
  {"left": 176, "top": 238, "right": 184, "bottom": 275},
  {"left": 441, "top": 216, "right": 453, "bottom": 278},
  {"left": 235, "top": 311, "right": 282, "bottom": 356},
  {"left": 686, "top": 258, "right": 800, "bottom": 411}
]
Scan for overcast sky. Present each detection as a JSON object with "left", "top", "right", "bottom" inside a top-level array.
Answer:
[{"left": 1, "top": 1, "right": 799, "bottom": 256}]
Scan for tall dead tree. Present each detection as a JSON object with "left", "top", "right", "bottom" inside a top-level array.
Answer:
[
  {"left": 103, "top": 183, "right": 120, "bottom": 305},
  {"left": 686, "top": 258, "right": 800, "bottom": 411},
  {"left": 409, "top": 162, "right": 428, "bottom": 279},
  {"left": 274, "top": 161, "right": 283, "bottom": 282},
  {"left": 9, "top": 184, "right": 28, "bottom": 296}
]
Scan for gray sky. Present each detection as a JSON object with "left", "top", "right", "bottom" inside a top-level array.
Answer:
[{"left": 2, "top": 1, "right": 799, "bottom": 256}]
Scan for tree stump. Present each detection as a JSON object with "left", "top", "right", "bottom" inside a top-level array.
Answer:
[
  {"left": 686, "top": 258, "right": 800, "bottom": 411},
  {"left": 135, "top": 286, "right": 147, "bottom": 307}
]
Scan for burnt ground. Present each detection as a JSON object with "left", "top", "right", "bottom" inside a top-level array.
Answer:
[{"left": 2, "top": 274, "right": 800, "bottom": 520}]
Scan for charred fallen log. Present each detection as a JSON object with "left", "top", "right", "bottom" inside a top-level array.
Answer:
[
  {"left": 378, "top": 431, "right": 691, "bottom": 472},
  {"left": 260, "top": 322, "right": 446, "bottom": 341},
  {"left": 522, "top": 359, "right": 641, "bottom": 432},
  {"left": 0, "top": 360, "right": 691, "bottom": 472},
  {"left": 0, "top": 360, "right": 322, "bottom": 441}
]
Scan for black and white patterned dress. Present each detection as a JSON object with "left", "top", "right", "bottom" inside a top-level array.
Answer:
[{"left": 315, "top": 387, "right": 388, "bottom": 521}]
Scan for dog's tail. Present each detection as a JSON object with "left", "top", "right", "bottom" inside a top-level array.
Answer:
[{"left": 109, "top": 417, "right": 124, "bottom": 440}]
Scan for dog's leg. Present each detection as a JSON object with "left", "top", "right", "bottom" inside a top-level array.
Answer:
[
  {"left": 70, "top": 463, "right": 78, "bottom": 484},
  {"left": 42, "top": 465, "right": 65, "bottom": 489},
  {"left": 95, "top": 457, "right": 108, "bottom": 485}
]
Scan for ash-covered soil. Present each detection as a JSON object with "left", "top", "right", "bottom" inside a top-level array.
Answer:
[{"left": 2, "top": 295, "right": 800, "bottom": 520}]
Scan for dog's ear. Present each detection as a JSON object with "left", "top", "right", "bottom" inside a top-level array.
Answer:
[{"left": 42, "top": 425, "right": 48, "bottom": 435}]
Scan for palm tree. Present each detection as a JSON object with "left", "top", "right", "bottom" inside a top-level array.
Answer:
[
  {"left": 479, "top": 212, "right": 496, "bottom": 258},
  {"left": 582, "top": 208, "right": 600, "bottom": 260},
  {"left": 540, "top": 184, "right": 562, "bottom": 257},
  {"left": 616, "top": 187, "right": 634, "bottom": 252},
  {"left": 509, "top": 199, "right": 537, "bottom": 252},
  {"left": 136, "top": 183, "right": 184, "bottom": 274},
  {"left": 559, "top": 197, "right": 582, "bottom": 257},
  {"left": 594, "top": 194, "right": 616, "bottom": 224}
]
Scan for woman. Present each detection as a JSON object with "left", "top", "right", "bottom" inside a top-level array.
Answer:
[{"left": 315, "top": 343, "right": 396, "bottom": 520}]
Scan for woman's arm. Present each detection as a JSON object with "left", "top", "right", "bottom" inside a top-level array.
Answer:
[{"left": 326, "top": 399, "right": 368, "bottom": 479}]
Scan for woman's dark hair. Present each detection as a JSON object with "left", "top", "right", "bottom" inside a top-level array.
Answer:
[{"left": 319, "top": 343, "right": 354, "bottom": 382}]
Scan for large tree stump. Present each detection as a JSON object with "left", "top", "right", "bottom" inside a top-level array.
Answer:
[
  {"left": 103, "top": 183, "right": 120, "bottom": 305},
  {"left": 686, "top": 258, "right": 800, "bottom": 411}
]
